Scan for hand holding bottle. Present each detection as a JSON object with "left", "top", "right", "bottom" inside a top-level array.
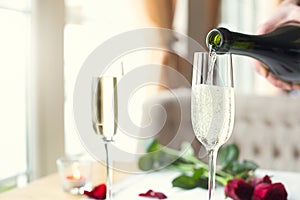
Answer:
[
  {"left": 207, "top": 25, "right": 300, "bottom": 89},
  {"left": 255, "top": 0, "right": 300, "bottom": 90}
]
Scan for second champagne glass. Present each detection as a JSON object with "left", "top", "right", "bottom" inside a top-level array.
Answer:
[
  {"left": 191, "top": 52, "right": 235, "bottom": 200},
  {"left": 92, "top": 76, "right": 118, "bottom": 200}
]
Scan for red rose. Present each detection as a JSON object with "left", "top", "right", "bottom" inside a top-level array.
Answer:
[
  {"left": 225, "top": 178, "right": 254, "bottom": 200},
  {"left": 252, "top": 182, "right": 287, "bottom": 200},
  {"left": 249, "top": 175, "right": 272, "bottom": 187}
]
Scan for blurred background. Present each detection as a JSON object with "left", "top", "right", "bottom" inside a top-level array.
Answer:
[{"left": 1, "top": 0, "right": 298, "bottom": 193}]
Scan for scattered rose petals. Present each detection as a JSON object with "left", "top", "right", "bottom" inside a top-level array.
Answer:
[
  {"left": 84, "top": 183, "right": 106, "bottom": 199},
  {"left": 139, "top": 189, "right": 167, "bottom": 199}
]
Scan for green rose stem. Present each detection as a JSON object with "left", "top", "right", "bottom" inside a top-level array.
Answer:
[
  {"left": 139, "top": 140, "right": 233, "bottom": 187},
  {"left": 171, "top": 154, "right": 233, "bottom": 186}
]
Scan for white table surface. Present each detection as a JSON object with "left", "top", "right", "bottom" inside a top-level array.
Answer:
[{"left": 112, "top": 169, "right": 300, "bottom": 200}]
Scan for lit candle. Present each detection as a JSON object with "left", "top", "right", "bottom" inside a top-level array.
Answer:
[{"left": 65, "top": 163, "right": 86, "bottom": 189}]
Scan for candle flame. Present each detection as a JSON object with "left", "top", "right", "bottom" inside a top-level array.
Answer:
[{"left": 71, "top": 163, "right": 81, "bottom": 180}]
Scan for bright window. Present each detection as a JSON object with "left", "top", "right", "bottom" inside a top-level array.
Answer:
[{"left": 0, "top": 1, "right": 30, "bottom": 191}]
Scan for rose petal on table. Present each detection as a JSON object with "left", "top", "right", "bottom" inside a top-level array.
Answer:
[
  {"left": 84, "top": 184, "right": 106, "bottom": 199},
  {"left": 139, "top": 189, "right": 167, "bottom": 199}
]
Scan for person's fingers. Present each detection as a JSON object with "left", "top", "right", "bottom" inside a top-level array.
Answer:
[
  {"left": 254, "top": 60, "right": 269, "bottom": 78},
  {"left": 266, "top": 73, "right": 292, "bottom": 90},
  {"left": 292, "top": 83, "right": 300, "bottom": 90},
  {"left": 256, "top": 11, "right": 285, "bottom": 34},
  {"left": 253, "top": 59, "right": 296, "bottom": 90},
  {"left": 284, "top": 2, "right": 300, "bottom": 23},
  {"left": 255, "top": 1, "right": 300, "bottom": 90},
  {"left": 257, "top": 21, "right": 279, "bottom": 34}
]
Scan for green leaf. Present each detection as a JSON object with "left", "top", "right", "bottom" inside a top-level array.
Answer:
[
  {"left": 192, "top": 168, "right": 205, "bottom": 179},
  {"left": 193, "top": 168, "right": 209, "bottom": 189},
  {"left": 138, "top": 153, "right": 154, "bottom": 171},
  {"left": 172, "top": 175, "right": 199, "bottom": 189},
  {"left": 172, "top": 174, "right": 209, "bottom": 190},
  {"left": 146, "top": 139, "right": 161, "bottom": 152},
  {"left": 172, "top": 168, "right": 208, "bottom": 190},
  {"left": 198, "top": 176, "right": 209, "bottom": 189},
  {"left": 241, "top": 160, "right": 259, "bottom": 171},
  {"left": 218, "top": 144, "right": 239, "bottom": 169},
  {"left": 230, "top": 160, "right": 258, "bottom": 175}
]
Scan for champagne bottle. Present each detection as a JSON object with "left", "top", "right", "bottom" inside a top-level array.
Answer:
[{"left": 206, "top": 25, "right": 300, "bottom": 83}]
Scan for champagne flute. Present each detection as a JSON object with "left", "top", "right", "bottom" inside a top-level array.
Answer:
[
  {"left": 191, "top": 52, "right": 234, "bottom": 200},
  {"left": 92, "top": 76, "right": 118, "bottom": 200}
]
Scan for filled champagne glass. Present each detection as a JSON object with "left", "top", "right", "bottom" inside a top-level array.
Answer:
[
  {"left": 191, "top": 52, "right": 235, "bottom": 200},
  {"left": 92, "top": 76, "right": 118, "bottom": 200}
]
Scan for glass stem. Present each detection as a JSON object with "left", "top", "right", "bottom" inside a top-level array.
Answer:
[
  {"left": 208, "top": 148, "right": 218, "bottom": 200},
  {"left": 105, "top": 142, "right": 113, "bottom": 200}
]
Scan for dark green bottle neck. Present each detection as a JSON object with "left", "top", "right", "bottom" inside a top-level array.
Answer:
[
  {"left": 206, "top": 27, "right": 262, "bottom": 54},
  {"left": 206, "top": 27, "right": 231, "bottom": 52},
  {"left": 206, "top": 26, "right": 300, "bottom": 54},
  {"left": 206, "top": 25, "right": 300, "bottom": 83}
]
